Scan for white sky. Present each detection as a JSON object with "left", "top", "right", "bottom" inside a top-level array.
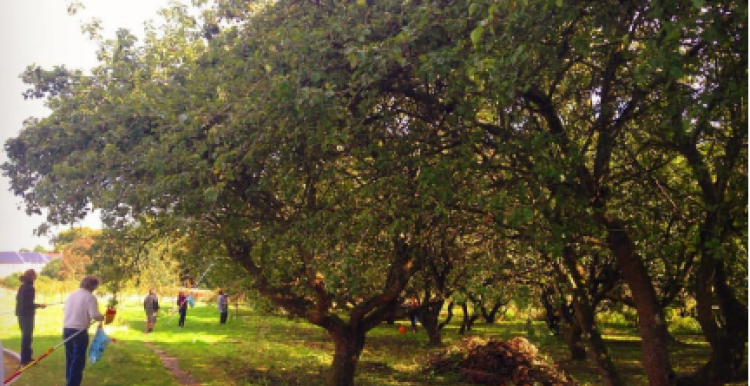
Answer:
[{"left": 0, "top": 0, "right": 177, "bottom": 251}]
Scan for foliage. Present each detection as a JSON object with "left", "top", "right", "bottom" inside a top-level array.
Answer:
[
  {"left": 0, "top": 272, "right": 22, "bottom": 289},
  {"left": 107, "top": 295, "right": 119, "bottom": 309},
  {"left": 1, "top": 0, "right": 746, "bottom": 385},
  {"left": 52, "top": 227, "right": 100, "bottom": 280},
  {"left": 40, "top": 258, "right": 62, "bottom": 279}
]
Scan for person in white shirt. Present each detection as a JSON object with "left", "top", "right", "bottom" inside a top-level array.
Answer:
[
  {"left": 63, "top": 276, "right": 104, "bottom": 386},
  {"left": 217, "top": 289, "right": 229, "bottom": 325}
]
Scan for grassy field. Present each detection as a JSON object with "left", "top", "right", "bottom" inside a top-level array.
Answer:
[{"left": 0, "top": 291, "right": 741, "bottom": 386}]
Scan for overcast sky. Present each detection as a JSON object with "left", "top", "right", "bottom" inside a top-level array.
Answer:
[{"left": 0, "top": 0, "right": 176, "bottom": 251}]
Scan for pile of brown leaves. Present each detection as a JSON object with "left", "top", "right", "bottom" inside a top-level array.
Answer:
[{"left": 424, "top": 336, "right": 578, "bottom": 386}]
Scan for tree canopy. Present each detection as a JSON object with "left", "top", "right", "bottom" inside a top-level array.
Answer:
[{"left": 3, "top": 1, "right": 746, "bottom": 386}]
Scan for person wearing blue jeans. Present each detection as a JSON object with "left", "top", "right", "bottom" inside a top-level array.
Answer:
[
  {"left": 16, "top": 269, "right": 46, "bottom": 365},
  {"left": 63, "top": 328, "right": 89, "bottom": 386},
  {"left": 63, "top": 276, "right": 103, "bottom": 386}
]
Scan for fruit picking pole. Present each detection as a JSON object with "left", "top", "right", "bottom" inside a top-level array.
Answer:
[
  {"left": 167, "top": 262, "right": 215, "bottom": 325},
  {"left": 4, "top": 322, "right": 93, "bottom": 386}
]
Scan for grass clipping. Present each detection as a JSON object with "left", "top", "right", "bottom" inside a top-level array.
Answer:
[{"left": 424, "top": 336, "right": 578, "bottom": 386}]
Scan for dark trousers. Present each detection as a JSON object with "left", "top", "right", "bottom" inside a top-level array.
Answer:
[
  {"left": 64, "top": 328, "right": 89, "bottom": 386},
  {"left": 18, "top": 315, "right": 34, "bottom": 363},
  {"left": 220, "top": 311, "right": 228, "bottom": 324},
  {"left": 178, "top": 309, "right": 187, "bottom": 327},
  {"left": 409, "top": 313, "right": 419, "bottom": 331}
]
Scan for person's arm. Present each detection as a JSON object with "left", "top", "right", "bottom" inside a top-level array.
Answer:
[
  {"left": 30, "top": 286, "right": 46, "bottom": 309},
  {"left": 89, "top": 294, "right": 104, "bottom": 322}
]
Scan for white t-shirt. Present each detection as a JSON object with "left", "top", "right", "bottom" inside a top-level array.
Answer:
[
  {"left": 217, "top": 294, "right": 228, "bottom": 312},
  {"left": 64, "top": 289, "right": 103, "bottom": 329}
]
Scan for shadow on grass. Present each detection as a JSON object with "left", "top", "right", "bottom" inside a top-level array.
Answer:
[{"left": 7, "top": 306, "right": 707, "bottom": 386}]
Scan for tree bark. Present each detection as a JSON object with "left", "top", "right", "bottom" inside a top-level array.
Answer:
[
  {"left": 419, "top": 299, "right": 445, "bottom": 346},
  {"left": 480, "top": 303, "right": 503, "bottom": 324},
  {"left": 564, "top": 317, "right": 586, "bottom": 360},
  {"left": 605, "top": 217, "right": 676, "bottom": 386},
  {"left": 571, "top": 296, "right": 624, "bottom": 386},
  {"left": 684, "top": 242, "right": 748, "bottom": 386},
  {"left": 559, "top": 245, "right": 622, "bottom": 384},
  {"left": 458, "top": 302, "right": 479, "bottom": 335},
  {"left": 329, "top": 325, "right": 366, "bottom": 386}
]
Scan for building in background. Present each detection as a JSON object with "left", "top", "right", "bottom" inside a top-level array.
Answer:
[{"left": 0, "top": 252, "right": 60, "bottom": 278}]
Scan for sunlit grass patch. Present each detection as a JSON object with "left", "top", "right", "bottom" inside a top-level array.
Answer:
[{"left": 0, "top": 290, "right": 728, "bottom": 386}]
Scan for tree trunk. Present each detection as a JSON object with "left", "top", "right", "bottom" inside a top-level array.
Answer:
[
  {"left": 564, "top": 318, "right": 586, "bottom": 360},
  {"left": 541, "top": 291, "right": 561, "bottom": 335},
  {"left": 684, "top": 248, "right": 748, "bottom": 386},
  {"left": 329, "top": 326, "right": 366, "bottom": 386},
  {"left": 561, "top": 246, "right": 622, "bottom": 385},
  {"left": 572, "top": 295, "right": 624, "bottom": 386},
  {"left": 481, "top": 303, "right": 502, "bottom": 324},
  {"left": 458, "top": 302, "right": 479, "bottom": 335},
  {"left": 606, "top": 217, "right": 676, "bottom": 386},
  {"left": 420, "top": 300, "right": 445, "bottom": 346}
]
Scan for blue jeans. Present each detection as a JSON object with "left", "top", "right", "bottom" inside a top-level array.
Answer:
[
  {"left": 178, "top": 309, "right": 187, "bottom": 327},
  {"left": 64, "top": 328, "right": 89, "bottom": 386},
  {"left": 18, "top": 315, "right": 34, "bottom": 363}
]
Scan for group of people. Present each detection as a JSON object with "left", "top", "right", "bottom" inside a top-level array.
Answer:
[
  {"left": 13, "top": 268, "right": 231, "bottom": 386},
  {"left": 15, "top": 269, "right": 104, "bottom": 386},
  {"left": 144, "top": 288, "right": 229, "bottom": 331}
]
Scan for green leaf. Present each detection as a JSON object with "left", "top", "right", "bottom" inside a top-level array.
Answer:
[{"left": 470, "top": 26, "right": 485, "bottom": 46}]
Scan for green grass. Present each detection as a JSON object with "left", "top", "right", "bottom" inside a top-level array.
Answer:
[{"left": 0, "top": 292, "right": 743, "bottom": 386}]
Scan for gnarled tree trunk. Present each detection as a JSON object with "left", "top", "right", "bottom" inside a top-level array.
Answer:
[
  {"left": 683, "top": 232, "right": 748, "bottom": 386},
  {"left": 329, "top": 325, "right": 366, "bottom": 386},
  {"left": 605, "top": 217, "right": 676, "bottom": 386},
  {"left": 419, "top": 299, "right": 446, "bottom": 346},
  {"left": 458, "top": 301, "right": 479, "bottom": 335},
  {"left": 562, "top": 246, "right": 623, "bottom": 385}
]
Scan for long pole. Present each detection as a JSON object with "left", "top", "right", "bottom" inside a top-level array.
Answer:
[
  {"left": 167, "top": 262, "right": 215, "bottom": 325},
  {"left": 4, "top": 323, "right": 92, "bottom": 385},
  {"left": 0, "top": 302, "right": 64, "bottom": 316}
]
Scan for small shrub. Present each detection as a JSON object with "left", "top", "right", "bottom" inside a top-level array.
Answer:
[
  {"left": 1, "top": 272, "right": 22, "bottom": 289},
  {"left": 41, "top": 259, "right": 62, "bottom": 279},
  {"left": 669, "top": 316, "right": 702, "bottom": 335},
  {"left": 596, "top": 310, "right": 638, "bottom": 326}
]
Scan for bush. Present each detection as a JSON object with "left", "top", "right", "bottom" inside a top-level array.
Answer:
[
  {"left": 41, "top": 259, "right": 62, "bottom": 279},
  {"left": 669, "top": 316, "right": 702, "bottom": 335},
  {"left": 595, "top": 310, "right": 638, "bottom": 327},
  {"left": 1, "top": 272, "right": 22, "bottom": 289}
]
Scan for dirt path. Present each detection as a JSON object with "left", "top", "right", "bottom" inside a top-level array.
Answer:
[{"left": 143, "top": 342, "right": 203, "bottom": 386}]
